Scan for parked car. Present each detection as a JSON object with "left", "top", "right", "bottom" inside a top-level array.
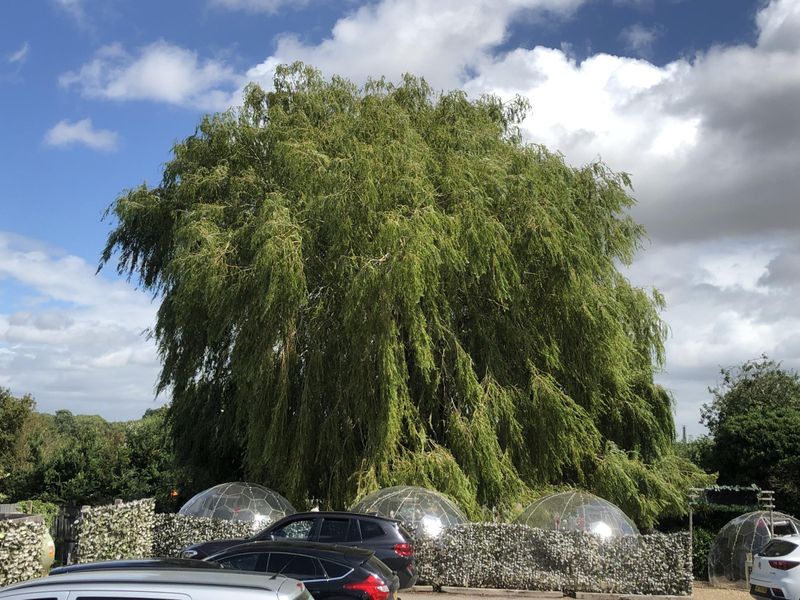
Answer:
[
  {"left": 0, "top": 567, "right": 312, "bottom": 600},
  {"left": 207, "top": 540, "right": 400, "bottom": 600},
  {"left": 181, "top": 511, "right": 418, "bottom": 588},
  {"left": 750, "top": 536, "right": 800, "bottom": 600},
  {"left": 50, "top": 557, "right": 225, "bottom": 575}
]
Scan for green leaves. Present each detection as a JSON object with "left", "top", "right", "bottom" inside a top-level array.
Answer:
[
  {"left": 698, "top": 356, "right": 800, "bottom": 516},
  {"left": 102, "top": 63, "right": 696, "bottom": 525}
]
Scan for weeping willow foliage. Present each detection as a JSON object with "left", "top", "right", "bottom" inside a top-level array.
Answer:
[{"left": 101, "top": 63, "right": 709, "bottom": 527}]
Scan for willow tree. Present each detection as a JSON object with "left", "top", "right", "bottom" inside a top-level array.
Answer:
[{"left": 102, "top": 63, "right": 707, "bottom": 527}]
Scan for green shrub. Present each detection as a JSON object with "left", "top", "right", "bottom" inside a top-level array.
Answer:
[
  {"left": 692, "top": 527, "right": 714, "bottom": 580},
  {"left": 18, "top": 499, "right": 58, "bottom": 532}
]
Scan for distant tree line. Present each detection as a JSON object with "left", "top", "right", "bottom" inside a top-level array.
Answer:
[{"left": 0, "top": 388, "right": 185, "bottom": 512}]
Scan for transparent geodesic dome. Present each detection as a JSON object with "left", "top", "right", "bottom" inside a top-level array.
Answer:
[
  {"left": 514, "top": 491, "right": 639, "bottom": 539},
  {"left": 179, "top": 482, "right": 295, "bottom": 528},
  {"left": 708, "top": 511, "right": 800, "bottom": 588},
  {"left": 350, "top": 486, "right": 467, "bottom": 537}
]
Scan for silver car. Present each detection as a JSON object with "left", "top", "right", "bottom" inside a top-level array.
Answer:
[{"left": 0, "top": 567, "right": 314, "bottom": 600}]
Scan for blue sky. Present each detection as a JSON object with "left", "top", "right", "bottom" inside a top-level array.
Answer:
[{"left": 1, "top": 0, "right": 799, "bottom": 432}]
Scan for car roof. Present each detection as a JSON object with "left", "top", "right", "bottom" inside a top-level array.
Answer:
[
  {"left": 210, "top": 539, "right": 374, "bottom": 560},
  {"left": 277, "top": 511, "right": 400, "bottom": 524},
  {"left": 51, "top": 557, "right": 224, "bottom": 575},
  {"left": 2, "top": 568, "right": 287, "bottom": 593}
]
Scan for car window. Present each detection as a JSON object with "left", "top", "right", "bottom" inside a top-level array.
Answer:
[
  {"left": 760, "top": 540, "right": 799, "bottom": 557},
  {"left": 359, "top": 520, "right": 384, "bottom": 540},
  {"left": 267, "top": 552, "right": 322, "bottom": 580},
  {"left": 217, "top": 552, "right": 264, "bottom": 571},
  {"left": 320, "top": 560, "right": 352, "bottom": 579},
  {"left": 272, "top": 518, "right": 315, "bottom": 540},
  {"left": 318, "top": 518, "right": 350, "bottom": 542},
  {"left": 73, "top": 596, "right": 186, "bottom": 599},
  {"left": 773, "top": 522, "right": 798, "bottom": 536}
]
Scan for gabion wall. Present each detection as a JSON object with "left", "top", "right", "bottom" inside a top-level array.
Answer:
[
  {"left": 0, "top": 518, "right": 47, "bottom": 587},
  {"left": 75, "top": 499, "right": 156, "bottom": 563},
  {"left": 152, "top": 513, "right": 256, "bottom": 557},
  {"left": 414, "top": 523, "right": 692, "bottom": 595}
]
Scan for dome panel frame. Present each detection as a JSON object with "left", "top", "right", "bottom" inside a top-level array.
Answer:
[
  {"left": 514, "top": 491, "right": 639, "bottom": 539},
  {"left": 351, "top": 485, "right": 467, "bottom": 537},
  {"left": 179, "top": 481, "right": 295, "bottom": 528},
  {"left": 708, "top": 510, "right": 800, "bottom": 588}
]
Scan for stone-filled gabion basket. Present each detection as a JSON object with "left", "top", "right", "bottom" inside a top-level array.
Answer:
[
  {"left": 75, "top": 498, "right": 155, "bottom": 563},
  {"left": 0, "top": 517, "right": 47, "bottom": 587},
  {"left": 414, "top": 522, "right": 691, "bottom": 595},
  {"left": 152, "top": 513, "right": 257, "bottom": 557}
]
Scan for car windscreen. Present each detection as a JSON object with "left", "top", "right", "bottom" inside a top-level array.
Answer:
[{"left": 760, "top": 539, "right": 799, "bottom": 557}]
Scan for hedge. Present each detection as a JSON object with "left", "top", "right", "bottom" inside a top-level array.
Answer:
[
  {"left": 152, "top": 513, "right": 256, "bottom": 557},
  {"left": 0, "top": 517, "right": 46, "bottom": 587},
  {"left": 74, "top": 498, "right": 155, "bottom": 563},
  {"left": 414, "top": 523, "right": 692, "bottom": 595}
]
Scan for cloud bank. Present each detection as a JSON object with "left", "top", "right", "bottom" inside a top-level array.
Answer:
[{"left": 0, "top": 233, "right": 162, "bottom": 419}]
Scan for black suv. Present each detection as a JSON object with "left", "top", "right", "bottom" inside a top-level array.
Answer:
[
  {"left": 207, "top": 541, "right": 400, "bottom": 600},
  {"left": 181, "top": 512, "right": 418, "bottom": 589}
]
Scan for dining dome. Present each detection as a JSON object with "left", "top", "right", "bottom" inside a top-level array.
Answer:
[
  {"left": 351, "top": 485, "right": 467, "bottom": 537},
  {"left": 708, "top": 510, "right": 800, "bottom": 588},
  {"left": 179, "top": 481, "right": 295, "bottom": 527},
  {"left": 514, "top": 491, "right": 639, "bottom": 539}
]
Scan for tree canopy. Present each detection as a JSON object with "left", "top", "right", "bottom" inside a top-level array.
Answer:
[
  {"left": 0, "top": 393, "right": 184, "bottom": 511},
  {"left": 101, "top": 63, "right": 708, "bottom": 527},
  {"left": 700, "top": 356, "right": 800, "bottom": 515}
]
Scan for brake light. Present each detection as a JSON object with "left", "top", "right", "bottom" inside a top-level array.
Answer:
[
  {"left": 393, "top": 543, "right": 413, "bottom": 558},
  {"left": 344, "top": 574, "right": 390, "bottom": 600},
  {"left": 769, "top": 560, "right": 800, "bottom": 570}
]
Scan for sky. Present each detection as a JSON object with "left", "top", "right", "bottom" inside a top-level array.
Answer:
[{"left": 0, "top": 0, "right": 798, "bottom": 434}]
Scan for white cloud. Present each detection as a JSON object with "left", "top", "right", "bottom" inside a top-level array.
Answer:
[
  {"left": 245, "top": 0, "right": 587, "bottom": 93},
  {"left": 619, "top": 23, "right": 660, "bottom": 56},
  {"left": 0, "top": 232, "right": 162, "bottom": 419},
  {"left": 59, "top": 41, "right": 241, "bottom": 110},
  {"left": 625, "top": 237, "right": 800, "bottom": 433},
  {"left": 44, "top": 118, "right": 119, "bottom": 151},
  {"left": 53, "top": 0, "right": 88, "bottom": 26},
  {"left": 757, "top": 0, "right": 800, "bottom": 51},
  {"left": 209, "top": 0, "right": 311, "bottom": 13},
  {"left": 7, "top": 42, "right": 29, "bottom": 64}
]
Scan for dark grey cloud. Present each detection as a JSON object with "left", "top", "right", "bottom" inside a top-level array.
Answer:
[{"left": 759, "top": 244, "right": 800, "bottom": 289}]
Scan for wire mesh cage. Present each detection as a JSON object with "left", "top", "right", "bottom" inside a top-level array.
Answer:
[
  {"left": 708, "top": 510, "right": 800, "bottom": 588},
  {"left": 350, "top": 486, "right": 467, "bottom": 537},
  {"left": 514, "top": 491, "right": 639, "bottom": 539},
  {"left": 178, "top": 482, "right": 295, "bottom": 528}
]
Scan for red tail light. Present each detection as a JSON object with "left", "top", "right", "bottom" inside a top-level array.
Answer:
[
  {"left": 344, "top": 574, "right": 390, "bottom": 600},
  {"left": 769, "top": 560, "right": 800, "bottom": 570},
  {"left": 393, "top": 542, "right": 413, "bottom": 558}
]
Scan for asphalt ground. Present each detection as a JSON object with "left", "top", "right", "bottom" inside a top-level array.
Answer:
[{"left": 401, "top": 582, "right": 750, "bottom": 600}]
